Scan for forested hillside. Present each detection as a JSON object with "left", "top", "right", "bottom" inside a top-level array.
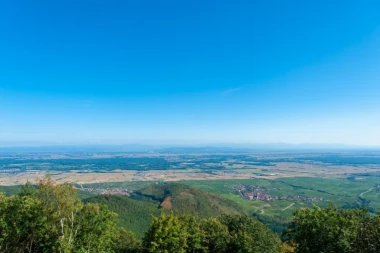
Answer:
[
  {"left": 0, "top": 178, "right": 379, "bottom": 253},
  {"left": 84, "top": 195, "right": 159, "bottom": 237},
  {"left": 85, "top": 183, "right": 245, "bottom": 237},
  {"left": 135, "top": 183, "right": 245, "bottom": 216}
]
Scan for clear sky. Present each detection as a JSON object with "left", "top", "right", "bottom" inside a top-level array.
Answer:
[{"left": 1, "top": 0, "right": 380, "bottom": 146}]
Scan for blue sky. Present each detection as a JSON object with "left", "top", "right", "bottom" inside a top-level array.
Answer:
[{"left": 1, "top": 0, "right": 380, "bottom": 146}]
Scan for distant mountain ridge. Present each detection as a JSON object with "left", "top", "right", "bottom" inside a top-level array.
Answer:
[
  {"left": 1, "top": 143, "right": 378, "bottom": 153},
  {"left": 0, "top": 144, "right": 253, "bottom": 153}
]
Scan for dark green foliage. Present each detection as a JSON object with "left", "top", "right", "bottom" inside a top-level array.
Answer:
[
  {"left": 199, "top": 218, "right": 230, "bottom": 253},
  {"left": 84, "top": 195, "right": 160, "bottom": 238},
  {"left": 0, "top": 185, "right": 23, "bottom": 196},
  {"left": 354, "top": 212, "right": 380, "bottom": 253},
  {"left": 77, "top": 189, "right": 98, "bottom": 200},
  {"left": 252, "top": 213, "right": 288, "bottom": 234},
  {"left": 2, "top": 180, "right": 379, "bottom": 253},
  {"left": 18, "top": 182, "right": 36, "bottom": 197},
  {"left": 0, "top": 177, "right": 138, "bottom": 253},
  {"left": 85, "top": 183, "right": 245, "bottom": 238},
  {"left": 143, "top": 212, "right": 190, "bottom": 253},
  {"left": 73, "top": 203, "right": 118, "bottom": 252},
  {"left": 136, "top": 183, "right": 245, "bottom": 217},
  {"left": 143, "top": 212, "right": 282, "bottom": 253},
  {"left": 285, "top": 205, "right": 380, "bottom": 253},
  {"left": 113, "top": 227, "right": 143, "bottom": 253},
  {"left": 0, "top": 193, "right": 49, "bottom": 252},
  {"left": 218, "top": 214, "right": 282, "bottom": 253}
]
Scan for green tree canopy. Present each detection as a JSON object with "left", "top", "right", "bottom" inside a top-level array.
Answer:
[
  {"left": 143, "top": 212, "right": 282, "bottom": 253},
  {"left": 285, "top": 205, "right": 380, "bottom": 253},
  {"left": 0, "top": 177, "right": 135, "bottom": 253}
]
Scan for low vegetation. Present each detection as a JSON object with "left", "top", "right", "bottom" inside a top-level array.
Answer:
[{"left": 0, "top": 179, "right": 379, "bottom": 252}]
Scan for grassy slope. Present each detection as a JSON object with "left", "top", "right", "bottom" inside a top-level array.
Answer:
[{"left": 180, "top": 177, "right": 380, "bottom": 232}]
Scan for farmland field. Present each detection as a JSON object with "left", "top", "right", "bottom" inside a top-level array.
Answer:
[{"left": 0, "top": 149, "right": 379, "bottom": 232}]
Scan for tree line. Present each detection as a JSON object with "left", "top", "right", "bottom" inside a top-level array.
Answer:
[{"left": 0, "top": 179, "right": 379, "bottom": 253}]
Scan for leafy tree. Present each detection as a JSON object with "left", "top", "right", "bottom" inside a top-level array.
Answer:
[
  {"left": 285, "top": 205, "right": 380, "bottom": 253},
  {"left": 0, "top": 193, "right": 49, "bottom": 253},
  {"left": 178, "top": 216, "right": 204, "bottom": 253},
  {"left": 18, "top": 181, "right": 36, "bottom": 197},
  {"left": 0, "top": 177, "right": 127, "bottom": 253},
  {"left": 352, "top": 211, "right": 380, "bottom": 253},
  {"left": 113, "top": 227, "right": 142, "bottom": 253},
  {"left": 36, "top": 177, "right": 85, "bottom": 252},
  {"left": 285, "top": 205, "right": 356, "bottom": 253},
  {"left": 143, "top": 212, "right": 281, "bottom": 253},
  {"left": 218, "top": 214, "right": 282, "bottom": 253},
  {"left": 6, "top": 179, "right": 380, "bottom": 253},
  {"left": 143, "top": 212, "right": 189, "bottom": 253},
  {"left": 74, "top": 203, "right": 118, "bottom": 252},
  {"left": 199, "top": 218, "right": 229, "bottom": 253},
  {"left": 280, "top": 242, "right": 295, "bottom": 253}
]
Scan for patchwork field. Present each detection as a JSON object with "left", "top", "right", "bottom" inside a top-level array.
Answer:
[
  {"left": 1, "top": 150, "right": 379, "bottom": 232},
  {"left": 1, "top": 159, "right": 379, "bottom": 186}
]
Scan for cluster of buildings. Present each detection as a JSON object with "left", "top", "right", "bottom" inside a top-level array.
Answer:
[
  {"left": 79, "top": 187, "right": 130, "bottom": 196},
  {"left": 243, "top": 192, "right": 273, "bottom": 201},
  {"left": 229, "top": 184, "right": 279, "bottom": 192},
  {"left": 242, "top": 191, "right": 326, "bottom": 202},
  {"left": 230, "top": 184, "right": 326, "bottom": 202}
]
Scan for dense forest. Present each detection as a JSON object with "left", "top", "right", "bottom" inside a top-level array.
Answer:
[
  {"left": 83, "top": 183, "right": 245, "bottom": 237},
  {"left": 0, "top": 178, "right": 379, "bottom": 252}
]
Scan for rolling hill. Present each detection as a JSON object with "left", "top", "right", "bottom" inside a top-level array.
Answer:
[
  {"left": 84, "top": 194, "right": 159, "bottom": 237},
  {"left": 85, "top": 183, "right": 245, "bottom": 237},
  {"left": 134, "top": 183, "right": 245, "bottom": 216}
]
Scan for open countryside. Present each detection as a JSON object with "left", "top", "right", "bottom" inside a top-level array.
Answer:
[
  {"left": 2, "top": 0, "right": 380, "bottom": 252},
  {"left": 1, "top": 149, "right": 379, "bottom": 234}
]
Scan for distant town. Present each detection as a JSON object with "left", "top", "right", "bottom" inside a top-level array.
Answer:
[
  {"left": 230, "top": 184, "right": 327, "bottom": 202},
  {"left": 78, "top": 186, "right": 130, "bottom": 196}
]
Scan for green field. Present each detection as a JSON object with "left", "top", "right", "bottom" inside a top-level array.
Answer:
[
  {"left": 178, "top": 177, "right": 379, "bottom": 231},
  {"left": 81, "top": 175, "right": 379, "bottom": 233},
  {"left": 1, "top": 174, "right": 379, "bottom": 236}
]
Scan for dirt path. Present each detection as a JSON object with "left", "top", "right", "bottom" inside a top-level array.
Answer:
[
  {"left": 282, "top": 203, "right": 295, "bottom": 212},
  {"left": 359, "top": 188, "right": 374, "bottom": 197}
]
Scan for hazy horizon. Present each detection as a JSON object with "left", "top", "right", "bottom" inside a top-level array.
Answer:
[
  {"left": 1, "top": 1, "right": 380, "bottom": 145},
  {"left": 1, "top": 141, "right": 380, "bottom": 150}
]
